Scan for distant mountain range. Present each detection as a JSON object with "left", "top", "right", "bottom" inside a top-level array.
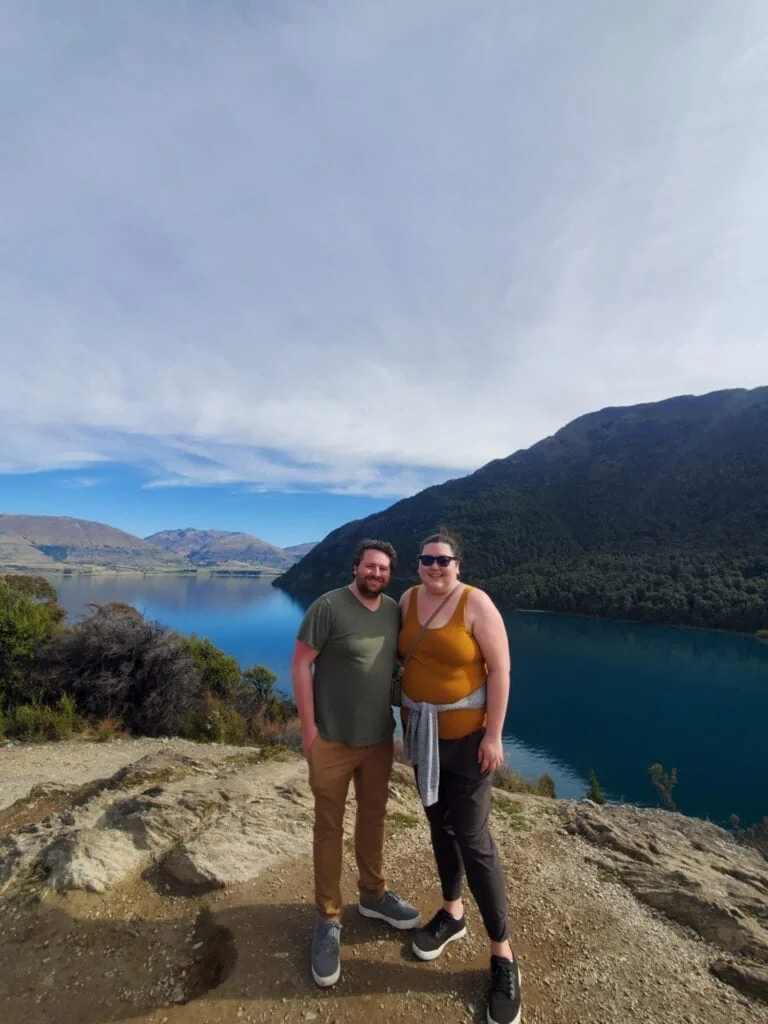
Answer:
[
  {"left": 276, "top": 388, "right": 768, "bottom": 633},
  {"left": 145, "top": 528, "right": 300, "bottom": 571},
  {"left": 0, "top": 517, "right": 316, "bottom": 574}
]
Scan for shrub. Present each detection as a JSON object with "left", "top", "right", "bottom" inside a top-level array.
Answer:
[
  {"left": 493, "top": 765, "right": 537, "bottom": 795},
  {"left": 48, "top": 603, "right": 200, "bottom": 736},
  {"left": 587, "top": 769, "right": 606, "bottom": 805},
  {"left": 89, "top": 716, "right": 126, "bottom": 742},
  {"left": 0, "top": 574, "right": 66, "bottom": 709},
  {"left": 536, "top": 773, "right": 557, "bottom": 798},
  {"left": 648, "top": 762, "right": 678, "bottom": 811},
  {"left": 186, "top": 694, "right": 248, "bottom": 745},
  {"left": 183, "top": 636, "right": 241, "bottom": 700},
  {"left": 2, "top": 694, "right": 81, "bottom": 741},
  {"left": 235, "top": 668, "right": 296, "bottom": 725},
  {"left": 729, "top": 815, "right": 768, "bottom": 861}
]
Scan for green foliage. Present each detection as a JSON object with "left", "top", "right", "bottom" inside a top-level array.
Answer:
[
  {"left": 0, "top": 574, "right": 66, "bottom": 708},
  {"left": 587, "top": 769, "right": 606, "bottom": 805},
  {"left": 184, "top": 636, "right": 242, "bottom": 700},
  {"left": 387, "top": 810, "right": 418, "bottom": 834},
  {"left": 0, "top": 582, "right": 293, "bottom": 747},
  {"left": 492, "top": 794, "right": 530, "bottom": 831},
  {"left": 236, "top": 665, "right": 296, "bottom": 727},
  {"left": 242, "top": 663, "right": 278, "bottom": 698},
  {"left": 0, "top": 694, "right": 81, "bottom": 741},
  {"left": 648, "top": 762, "right": 678, "bottom": 811},
  {"left": 186, "top": 694, "right": 248, "bottom": 745},
  {"left": 277, "top": 390, "right": 768, "bottom": 633}
]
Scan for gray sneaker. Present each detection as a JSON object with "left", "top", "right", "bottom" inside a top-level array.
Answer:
[
  {"left": 358, "top": 890, "right": 421, "bottom": 930},
  {"left": 310, "top": 919, "right": 341, "bottom": 987}
]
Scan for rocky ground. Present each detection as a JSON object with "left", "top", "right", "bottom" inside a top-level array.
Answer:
[{"left": 0, "top": 738, "right": 766, "bottom": 1024}]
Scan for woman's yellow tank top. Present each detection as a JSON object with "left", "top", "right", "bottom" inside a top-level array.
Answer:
[{"left": 399, "top": 585, "right": 487, "bottom": 740}]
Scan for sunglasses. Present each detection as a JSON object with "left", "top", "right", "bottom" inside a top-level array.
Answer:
[{"left": 419, "top": 555, "right": 457, "bottom": 567}]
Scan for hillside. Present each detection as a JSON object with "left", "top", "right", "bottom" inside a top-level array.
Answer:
[
  {"left": 145, "top": 528, "right": 296, "bottom": 571},
  {"left": 0, "top": 742, "right": 766, "bottom": 1023},
  {"left": 0, "top": 515, "right": 186, "bottom": 571},
  {"left": 276, "top": 388, "right": 768, "bottom": 632}
]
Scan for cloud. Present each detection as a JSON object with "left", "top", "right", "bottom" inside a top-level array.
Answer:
[{"left": 1, "top": 1, "right": 767, "bottom": 495}]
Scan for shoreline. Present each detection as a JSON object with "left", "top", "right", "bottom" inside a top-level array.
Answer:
[{"left": 0, "top": 566, "right": 282, "bottom": 578}]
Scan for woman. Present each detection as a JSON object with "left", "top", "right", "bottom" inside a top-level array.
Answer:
[{"left": 399, "top": 530, "right": 521, "bottom": 1024}]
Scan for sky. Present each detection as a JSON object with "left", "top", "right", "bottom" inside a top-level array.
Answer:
[{"left": 1, "top": 1, "right": 767, "bottom": 546}]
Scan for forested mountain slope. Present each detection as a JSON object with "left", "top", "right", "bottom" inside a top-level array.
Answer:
[{"left": 276, "top": 388, "right": 768, "bottom": 632}]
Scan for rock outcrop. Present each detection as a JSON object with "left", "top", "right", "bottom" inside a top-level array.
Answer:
[
  {"left": 1, "top": 749, "right": 312, "bottom": 894},
  {"left": 564, "top": 800, "right": 768, "bottom": 1001}
]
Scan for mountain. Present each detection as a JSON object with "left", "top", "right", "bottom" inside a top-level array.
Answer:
[
  {"left": 275, "top": 388, "right": 768, "bottom": 633},
  {"left": 283, "top": 542, "right": 318, "bottom": 558},
  {"left": 0, "top": 515, "right": 186, "bottom": 570},
  {"left": 145, "top": 528, "right": 295, "bottom": 571}
]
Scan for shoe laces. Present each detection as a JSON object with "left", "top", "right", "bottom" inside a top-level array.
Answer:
[
  {"left": 427, "top": 909, "right": 454, "bottom": 936},
  {"left": 316, "top": 922, "right": 340, "bottom": 953},
  {"left": 491, "top": 957, "right": 518, "bottom": 998}
]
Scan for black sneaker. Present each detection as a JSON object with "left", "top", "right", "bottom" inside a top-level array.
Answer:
[
  {"left": 487, "top": 954, "right": 522, "bottom": 1024},
  {"left": 411, "top": 908, "right": 466, "bottom": 961}
]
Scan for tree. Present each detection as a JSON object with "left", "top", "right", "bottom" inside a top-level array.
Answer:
[
  {"left": 243, "top": 664, "right": 278, "bottom": 702},
  {"left": 0, "top": 575, "right": 66, "bottom": 708}
]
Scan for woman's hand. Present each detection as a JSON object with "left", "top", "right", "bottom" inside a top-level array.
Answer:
[{"left": 478, "top": 731, "right": 504, "bottom": 774}]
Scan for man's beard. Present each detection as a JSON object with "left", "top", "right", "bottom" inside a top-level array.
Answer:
[{"left": 356, "top": 575, "right": 386, "bottom": 596}]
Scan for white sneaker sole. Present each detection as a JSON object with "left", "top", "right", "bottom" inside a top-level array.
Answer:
[
  {"left": 487, "top": 1009, "right": 521, "bottom": 1024},
  {"left": 358, "top": 903, "right": 421, "bottom": 930},
  {"left": 412, "top": 925, "right": 467, "bottom": 961},
  {"left": 311, "top": 962, "right": 340, "bottom": 987}
]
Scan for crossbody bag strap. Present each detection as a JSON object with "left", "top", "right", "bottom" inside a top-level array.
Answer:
[{"left": 400, "top": 584, "right": 461, "bottom": 669}]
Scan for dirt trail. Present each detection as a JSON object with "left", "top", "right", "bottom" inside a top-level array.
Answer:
[{"left": 0, "top": 741, "right": 765, "bottom": 1024}]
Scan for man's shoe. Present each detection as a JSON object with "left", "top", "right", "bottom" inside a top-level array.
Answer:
[
  {"left": 310, "top": 919, "right": 342, "bottom": 987},
  {"left": 358, "top": 890, "right": 421, "bottom": 930},
  {"left": 411, "top": 908, "right": 467, "bottom": 961},
  {"left": 487, "top": 954, "right": 522, "bottom": 1024}
]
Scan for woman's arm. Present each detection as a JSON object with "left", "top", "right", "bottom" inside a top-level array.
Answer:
[{"left": 468, "top": 589, "right": 511, "bottom": 773}]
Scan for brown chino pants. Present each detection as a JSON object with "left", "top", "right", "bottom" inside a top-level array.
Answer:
[{"left": 308, "top": 734, "right": 394, "bottom": 921}]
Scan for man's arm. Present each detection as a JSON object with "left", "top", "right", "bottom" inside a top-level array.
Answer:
[
  {"left": 468, "top": 590, "right": 511, "bottom": 774},
  {"left": 291, "top": 639, "right": 320, "bottom": 757}
]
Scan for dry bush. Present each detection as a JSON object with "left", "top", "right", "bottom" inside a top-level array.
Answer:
[{"left": 48, "top": 604, "right": 200, "bottom": 736}]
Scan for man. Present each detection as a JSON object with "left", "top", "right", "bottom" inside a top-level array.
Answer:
[{"left": 292, "top": 538, "right": 420, "bottom": 987}]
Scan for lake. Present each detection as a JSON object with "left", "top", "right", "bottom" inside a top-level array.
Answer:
[{"left": 52, "top": 573, "right": 768, "bottom": 827}]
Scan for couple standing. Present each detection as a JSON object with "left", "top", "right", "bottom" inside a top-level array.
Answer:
[{"left": 291, "top": 530, "right": 522, "bottom": 1024}]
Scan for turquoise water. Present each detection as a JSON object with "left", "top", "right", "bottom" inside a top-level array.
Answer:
[{"left": 52, "top": 574, "right": 768, "bottom": 826}]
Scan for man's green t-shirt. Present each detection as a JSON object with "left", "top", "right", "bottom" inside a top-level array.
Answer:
[{"left": 297, "top": 586, "right": 399, "bottom": 747}]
